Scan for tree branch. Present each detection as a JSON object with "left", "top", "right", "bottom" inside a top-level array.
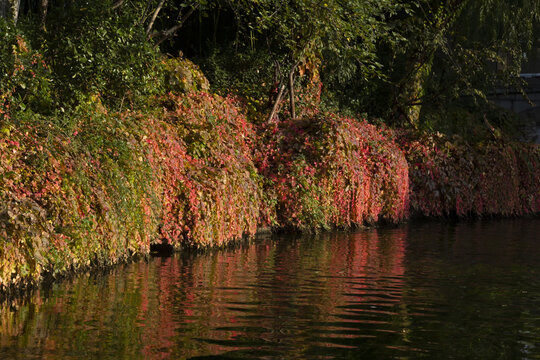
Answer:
[
  {"left": 150, "top": 3, "right": 199, "bottom": 46},
  {"left": 267, "top": 85, "right": 287, "bottom": 123},
  {"left": 288, "top": 58, "right": 301, "bottom": 120},
  {"left": 269, "top": 60, "right": 281, "bottom": 106},
  {"left": 146, "top": 0, "right": 166, "bottom": 35},
  {"left": 112, "top": 0, "right": 124, "bottom": 10},
  {"left": 289, "top": 66, "right": 296, "bottom": 120}
]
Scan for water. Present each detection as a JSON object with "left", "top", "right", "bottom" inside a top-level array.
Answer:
[{"left": 1, "top": 219, "right": 540, "bottom": 359}]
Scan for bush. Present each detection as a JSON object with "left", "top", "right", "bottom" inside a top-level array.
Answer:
[
  {"left": 0, "top": 19, "right": 52, "bottom": 117},
  {"left": 255, "top": 113, "right": 409, "bottom": 231},
  {"left": 151, "top": 92, "right": 263, "bottom": 247},
  {"left": 26, "top": 3, "right": 164, "bottom": 109},
  {"left": 399, "top": 131, "right": 540, "bottom": 217},
  {"left": 0, "top": 89, "right": 264, "bottom": 292},
  {"left": 0, "top": 103, "right": 159, "bottom": 290},
  {"left": 163, "top": 57, "right": 210, "bottom": 94}
]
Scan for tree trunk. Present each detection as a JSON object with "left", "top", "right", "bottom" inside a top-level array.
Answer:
[
  {"left": 406, "top": 61, "right": 432, "bottom": 126},
  {"left": 0, "top": 0, "right": 20, "bottom": 23},
  {"left": 289, "top": 65, "right": 296, "bottom": 120},
  {"left": 11, "top": 0, "right": 20, "bottom": 23},
  {"left": 40, "top": 0, "right": 49, "bottom": 27}
]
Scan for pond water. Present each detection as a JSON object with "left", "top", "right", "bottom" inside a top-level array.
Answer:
[{"left": 1, "top": 219, "right": 540, "bottom": 359}]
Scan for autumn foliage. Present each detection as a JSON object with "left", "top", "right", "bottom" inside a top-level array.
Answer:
[
  {"left": 1, "top": 85, "right": 540, "bottom": 295},
  {"left": 0, "top": 106, "right": 159, "bottom": 290},
  {"left": 0, "top": 91, "right": 262, "bottom": 292},
  {"left": 255, "top": 114, "right": 410, "bottom": 230},
  {"left": 399, "top": 132, "right": 540, "bottom": 217},
  {"left": 149, "top": 92, "right": 262, "bottom": 247}
]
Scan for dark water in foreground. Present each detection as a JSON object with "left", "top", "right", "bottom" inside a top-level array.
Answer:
[{"left": 1, "top": 219, "right": 540, "bottom": 359}]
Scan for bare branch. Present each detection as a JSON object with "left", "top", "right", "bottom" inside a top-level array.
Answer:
[
  {"left": 288, "top": 59, "right": 301, "bottom": 120},
  {"left": 151, "top": 3, "right": 199, "bottom": 46},
  {"left": 267, "top": 85, "right": 287, "bottom": 123},
  {"left": 112, "top": 0, "right": 124, "bottom": 10},
  {"left": 267, "top": 58, "right": 301, "bottom": 123},
  {"left": 289, "top": 66, "right": 296, "bottom": 120},
  {"left": 146, "top": 0, "right": 166, "bottom": 35}
]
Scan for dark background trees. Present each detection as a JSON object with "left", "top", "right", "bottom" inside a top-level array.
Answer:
[{"left": 1, "top": 0, "right": 539, "bottom": 140}]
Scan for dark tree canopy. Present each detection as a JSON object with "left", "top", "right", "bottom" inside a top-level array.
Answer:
[{"left": 1, "top": 0, "right": 539, "bottom": 138}]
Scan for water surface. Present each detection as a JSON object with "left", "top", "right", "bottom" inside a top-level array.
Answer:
[{"left": 1, "top": 219, "right": 540, "bottom": 359}]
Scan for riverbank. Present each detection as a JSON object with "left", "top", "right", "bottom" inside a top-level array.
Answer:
[{"left": 2, "top": 64, "right": 540, "bottom": 298}]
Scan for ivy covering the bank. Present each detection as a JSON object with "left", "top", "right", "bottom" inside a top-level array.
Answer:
[
  {"left": 256, "top": 114, "right": 409, "bottom": 230},
  {"left": 399, "top": 132, "right": 540, "bottom": 217},
  {"left": 1, "top": 5, "right": 539, "bottom": 296}
]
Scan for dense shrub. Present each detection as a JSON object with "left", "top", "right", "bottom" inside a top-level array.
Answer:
[
  {"left": 150, "top": 92, "right": 263, "bottom": 247},
  {"left": 0, "top": 19, "right": 52, "bottom": 117},
  {"left": 0, "top": 89, "right": 263, "bottom": 292},
  {"left": 514, "top": 144, "right": 540, "bottom": 214},
  {"left": 255, "top": 114, "right": 409, "bottom": 231},
  {"left": 163, "top": 57, "right": 210, "bottom": 94},
  {"left": 2, "top": 0, "right": 539, "bottom": 299},
  {"left": 24, "top": 3, "right": 164, "bottom": 109},
  {"left": 399, "top": 132, "right": 540, "bottom": 217},
  {"left": 2, "top": 36, "right": 539, "bottom": 294},
  {"left": 0, "top": 104, "right": 159, "bottom": 290}
]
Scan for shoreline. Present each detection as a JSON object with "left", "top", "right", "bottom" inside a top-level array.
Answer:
[{"left": 2, "top": 215, "right": 539, "bottom": 303}]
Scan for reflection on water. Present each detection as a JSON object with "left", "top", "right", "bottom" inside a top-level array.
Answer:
[{"left": 1, "top": 219, "right": 540, "bottom": 359}]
